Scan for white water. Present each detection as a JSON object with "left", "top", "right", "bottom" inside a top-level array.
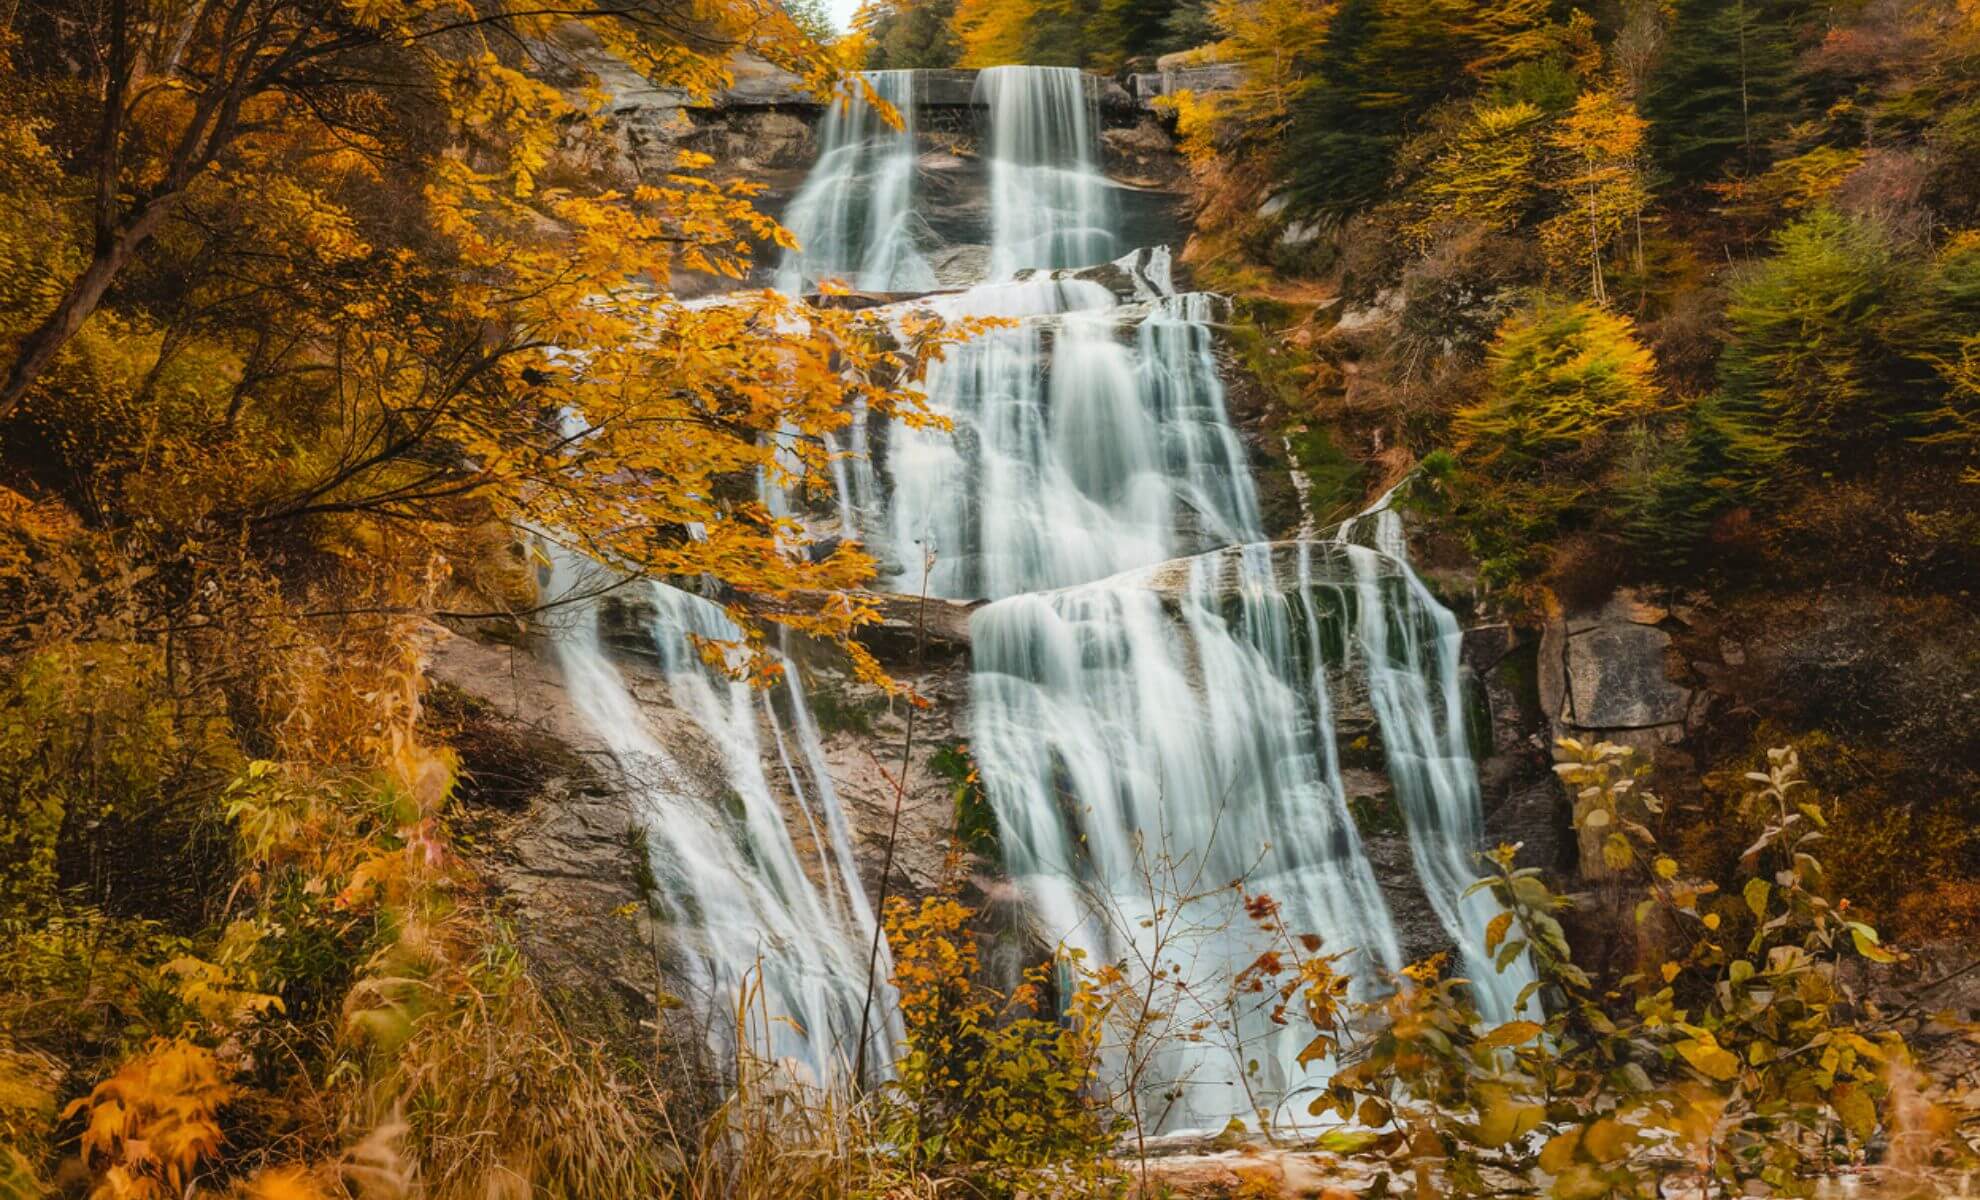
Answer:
[
  {"left": 884, "top": 266, "right": 1261, "bottom": 599},
  {"left": 541, "top": 554, "right": 900, "bottom": 1081},
  {"left": 777, "top": 70, "right": 935, "bottom": 294},
  {"left": 549, "top": 65, "right": 1525, "bottom": 1123},
  {"left": 978, "top": 65, "right": 1116, "bottom": 277},
  {"left": 1336, "top": 498, "right": 1535, "bottom": 1023}
]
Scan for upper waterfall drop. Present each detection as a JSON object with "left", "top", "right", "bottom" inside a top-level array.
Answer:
[
  {"left": 776, "top": 70, "right": 935, "bottom": 294},
  {"left": 977, "top": 65, "right": 1116, "bottom": 277},
  {"left": 883, "top": 265, "right": 1263, "bottom": 599}
]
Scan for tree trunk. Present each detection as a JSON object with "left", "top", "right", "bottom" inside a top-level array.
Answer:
[{"left": 0, "top": 201, "right": 174, "bottom": 418}]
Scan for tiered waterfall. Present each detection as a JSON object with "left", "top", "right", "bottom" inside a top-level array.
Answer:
[{"left": 552, "top": 64, "right": 1527, "bottom": 1131}]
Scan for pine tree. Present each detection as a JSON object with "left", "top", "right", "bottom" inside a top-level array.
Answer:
[
  {"left": 1706, "top": 209, "right": 1914, "bottom": 492},
  {"left": 1644, "top": 0, "right": 1815, "bottom": 185}
]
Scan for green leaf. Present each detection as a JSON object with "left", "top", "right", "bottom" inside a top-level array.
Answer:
[
  {"left": 1316, "top": 1127, "right": 1383, "bottom": 1153},
  {"left": 1743, "top": 877, "right": 1771, "bottom": 919}
]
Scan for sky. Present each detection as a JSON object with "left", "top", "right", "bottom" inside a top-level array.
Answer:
[{"left": 824, "top": 0, "right": 861, "bottom": 34}]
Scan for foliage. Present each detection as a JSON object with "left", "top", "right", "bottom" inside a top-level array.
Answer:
[
  {"left": 0, "top": 0, "right": 961, "bottom": 1191},
  {"left": 878, "top": 894, "right": 1117, "bottom": 1193},
  {"left": 1403, "top": 101, "right": 1546, "bottom": 250},
  {"left": 1273, "top": 738, "right": 1979, "bottom": 1197},
  {"left": 860, "top": 0, "right": 963, "bottom": 68},
  {"left": 1540, "top": 87, "right": 1652, "bottom": 303},
  {"left": 1203, "top": 0, "right": 1338, "bottom": 137},
  {"left": 1644, "top": 0, "right": 1817, "bottom": 185},
  {"left": 1705, "top": 208, "right": 1914, "bottom": 493},
  {"left": 1454, "top": 298, "right": 1662, "bottom": 473}
]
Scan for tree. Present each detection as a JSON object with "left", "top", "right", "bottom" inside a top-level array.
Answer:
[
  {"left": 860, "top": 0, "right": 962, "bottom": 68},
  {"left": 952, "top": 0, "right": 1045, "bottom": 64},
  {"left": 0, "top": 0, "right": 958, "bottom": 679},
  {"left": 1404, "top": 99, "right": 1545, "bottom": 249},
  {"left": 1455, "top": 296, "right": 1663, "bottom": 471},
  {"left": 1705, "top": 208, "right": 1912, "bottom": 491},
  {"left": 1207, "top": 0, "right": 1339, "bottom": 136},
  {"left": 1283, "top": 0, "right": 1563, "bottom": 212},
  {"left": 1644, "top": 0, "right": 1815, "bottom": 185},
  {"left": 1540, "top": 86, "right": 1652, "bottom": 303}
]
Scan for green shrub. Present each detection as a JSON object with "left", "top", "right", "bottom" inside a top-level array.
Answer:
[{"left": 1705, "top": 209, "right": 1916, "bottom": 494}]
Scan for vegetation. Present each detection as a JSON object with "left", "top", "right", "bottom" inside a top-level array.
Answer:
[
  {"left": 0, "top": 0, "right": 967, "bottom": 1193},
  {"left": 5, "top": 0, "right": 1978, "bottom": 1195}
]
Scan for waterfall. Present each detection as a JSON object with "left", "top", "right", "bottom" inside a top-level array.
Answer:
[
  {"left": 970, "top": 542, "right": 1406, "bottom": 1132},
  {"left": 546, "top": 65, "right": 1525, "bottom": 1126},
  {"left": 978, "top": 65, "right": 1115, "bottom": 276},
  {"left": 1337, "top": 498, "right": 1536, "bottom": 1023},
  {"left": 542, "top": 554, "right": 901, "bottom": 1080},
  {"left": 885, "top": 268, "right": 1262, "bottom": 599},
  {"left": 968, "top": 525, "right": 1529, "bottom": 1134},
  {"left": 777, "top": 70, "right": 935, "bottom": 294}
]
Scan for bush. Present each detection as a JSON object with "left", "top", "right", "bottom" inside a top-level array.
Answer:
[
  {"left": 1454, "top": 297, "right": 1663, "bottom": 472},
  {"left": 1704, "top": 208, "right": 1916, "bottom": 494}
]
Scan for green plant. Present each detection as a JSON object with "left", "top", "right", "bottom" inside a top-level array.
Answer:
[
  {"left": 1268, "top": 738, "right": 1978, "bottom": 1197},
  {"left": 877, "top": 894, "right": 1118, "bottom": 1196},
  {"left": 1705, "top": 208, "right": 1915, "bottom": 493}
]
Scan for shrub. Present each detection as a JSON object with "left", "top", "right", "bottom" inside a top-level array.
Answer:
[
  {"left": 878, "top": 894, "right": 1115, "bottom": 1193},
  {"left": 1455, "top": 297, "right": 1663, "bottom": 472},
  {"left": 1705, "top": 208, "right": 1915, "bottom": 494}
]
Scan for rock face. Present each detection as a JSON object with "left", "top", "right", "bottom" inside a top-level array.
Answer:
[{"left": 1540, "top": 589, "right": 1696, "bottom": 754}]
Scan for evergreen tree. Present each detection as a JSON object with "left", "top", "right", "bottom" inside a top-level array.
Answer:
[
  {"left": 1644, "top": 0, "right": 1815, "bottom": 185},
  {"left": 1705, "top": 209, "right": 1915, "bottom": 492}
]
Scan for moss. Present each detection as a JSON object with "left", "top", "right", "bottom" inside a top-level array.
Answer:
[
  {"left": 805, "top": 677, "right": 887, "bottom": 738},
  {"left": 929, "top": 741, "right": 997, "bottom": 857},
  {"left": 1285, "top": 424, "right": 1366, "bottom": 527},
  {"left": 1221, "top": 303, "right": 1367, "bottom": 529},
  {"left": 1348, "top": 791, "right": 1405, "bottom": 837}
]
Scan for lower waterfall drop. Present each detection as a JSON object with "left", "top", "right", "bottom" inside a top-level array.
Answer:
[{"left": 542, "top": 554, "right": 901, "bottom": 1082}]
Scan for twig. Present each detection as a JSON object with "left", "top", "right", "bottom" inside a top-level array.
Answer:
[{"left": 852, "top": 545, "right": 933, "bottom": 1085}]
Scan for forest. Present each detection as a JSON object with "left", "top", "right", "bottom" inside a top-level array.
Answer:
[{"left": 1, "top": 0, "right": 1976, "bottom": 1197}]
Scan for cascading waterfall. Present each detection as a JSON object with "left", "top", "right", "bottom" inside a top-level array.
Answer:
[
  {"left": 978, "top": 65, "right": 1115, "bottom": 277},
  {"left": 885, "top": 268, "right": 1261, "bottom": 598},
  {"left": 541, "top": 554, "right": 901, "bottom": 1080},
  {"left": 776, "top": 70, "right": 935, "bottom": 294},
  {"left": 969, "top": 523, "right": 1531, "bottom": 1133},
  {"left": 970, "top": 542, "right": 1407, "bottom": 1132},
  {"left": 1337, "top": 499, "right": 1535, "bottom": 1024},
  {"left": 547, "top": 64, "right": 1524, "bottom": 1123}
]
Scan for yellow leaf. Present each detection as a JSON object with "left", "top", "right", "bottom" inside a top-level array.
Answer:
[
  {"left": 1478, "top": 1019, "right": 1544, "bottom": 1049},
  {"left": 1676, "top": 1037, "right": 1741, "bottom": 1081}
]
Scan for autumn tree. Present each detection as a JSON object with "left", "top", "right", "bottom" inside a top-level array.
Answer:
[
  {"left": 1206, "top": 0, "right": 1338, "bottom": 136},
  {"left": 1403, "top": 100, "right": 1545, "bottom": 249},
  {"left": 0, "top": 0, "right": 979, "bottom": 1189},
  {"left": 1540, "top": 86, "right": 1651, "bottom": 303}
]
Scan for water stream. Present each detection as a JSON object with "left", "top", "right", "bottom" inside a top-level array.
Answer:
[{"left": 551, "top": 64, "right": 1524, "bottom": 1128}]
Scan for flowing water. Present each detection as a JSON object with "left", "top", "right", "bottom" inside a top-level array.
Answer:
[
  {"left": 776, "top": 70, "right": 935, "bottom": 294},
  {"left": 540, "top": 553, "right": 900, "bottom": 1081},
  {"left": 550, "top": 65, "right": 1523, "bottom": 1126}
]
